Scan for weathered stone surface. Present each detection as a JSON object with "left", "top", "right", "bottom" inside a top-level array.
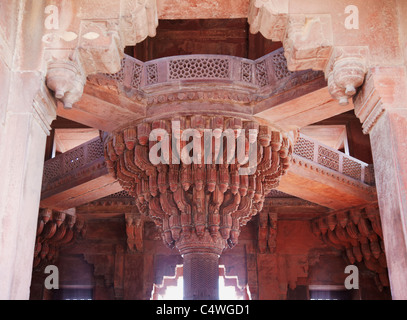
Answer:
[{"left": 1, "top": 0, "right": 406, "bottom": 301}]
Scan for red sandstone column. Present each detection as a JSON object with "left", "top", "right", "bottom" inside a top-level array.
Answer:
[
  {"left": 0, "top": 74, "right": 56, "bottom": 299},
  {"left": 354, "top": 67, "right": 407, "bottom": 299},
  {"left": 182, "top": 253, "right": 220, "bottom": 300},
  {"left": 0, "top": 1, "right": 58, "bottom": 300},
  {"left": 176, "top": 230, "right": 225, "bottom": 300},
  {"left": 104, "top": 115, "right": 295, "bottom": 301}
]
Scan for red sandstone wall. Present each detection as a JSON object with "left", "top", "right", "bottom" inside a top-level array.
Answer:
[{"left": 29, "top": 213, "right": 390, "bottom": 300}]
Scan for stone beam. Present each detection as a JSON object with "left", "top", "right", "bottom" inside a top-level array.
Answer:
[
  {"left": 157, "top": 0, "right": 250, "bottom": 19},
  {"left": 40, "top": 137, "right": 122, "bottom": 210},
  {"left": 56, "top": 82, "right": 146, "bottom": 132},
  {"left": 278, "top": 156, "right": 376, "bottom": 210},
  {"left": 254, "top": 86, "right": 354, "bottom": 131},
  {"left": 41, "top": 132, "right": 375, "bottom": 212},
  {"left": 277, "top": 133, "right": 376, "bottom": 209}
]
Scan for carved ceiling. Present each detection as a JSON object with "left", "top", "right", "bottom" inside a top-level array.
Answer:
[
  {"left": 125, "top": 18, "right": 283, "bottom": 61},
  {"left": 43, "top": 17, "right": 376, "bottom": 219}
]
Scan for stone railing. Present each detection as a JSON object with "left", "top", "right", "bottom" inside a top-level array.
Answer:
[
  {"left": 293, "top": 133, "right": 374, "bottom": 185},
  {"left": 94, "top": 48, "right": 322, "bottom": 95},
  {"left": 41, "top": 133, "right": 374, "bottom": 195},
  {"left": 41, "top": 136, "right": 105, "bottom": 193}
]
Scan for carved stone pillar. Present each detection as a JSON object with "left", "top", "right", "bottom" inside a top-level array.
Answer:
[
  {"left": 183, "top": 253, "right": 220, "bottom": 300},
  {"left": 0, "top": 78, "right": 57, "bottom": 299},
  {"left": 104, "top": 114, "right": 295, "bottom": 299},
  {"left": 353, "top": 67, "right": 407, "bottom": 299}
]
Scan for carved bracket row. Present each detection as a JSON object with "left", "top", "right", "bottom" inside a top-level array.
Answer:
[
  {"left": 104, "top": 115, "right": 295, "bottom": 256},
  {"left": 33, "top": 208, "right": 86, "bottom": 271},
  {"left": 311, "top": 204, "right": 389, "bottom": 291}
]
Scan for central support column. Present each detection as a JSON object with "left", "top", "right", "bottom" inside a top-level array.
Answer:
[
  {"left": 176, "top": 229, "right": 225, "bottom": 300},
  {"left": 183, "top": 253, "right": 220, "bottom": 300},
  {"left": 104, "top": 114, "right": 295, "bottom": 300}
]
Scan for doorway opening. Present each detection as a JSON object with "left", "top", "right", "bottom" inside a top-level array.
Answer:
[{"left": 151, "top": 264, "right": 250, "bottom": 300}]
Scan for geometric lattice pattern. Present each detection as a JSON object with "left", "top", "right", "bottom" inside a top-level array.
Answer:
[
  {"left": 255, "top": 60, "right": 269, "bottom": 87},
  {"left": 106, "top": 57, "right": 126, "bottom": 83},
  {"left": 318, "top": 145, "right": 340, "bottom": 172},
  {"left": 146, "top": 64, "right": 159, "bottom": 85},
  {"left": 42, "top": 137, "right": 104, "bottom": 188},
  {"left": 42, "top": 157, "right": 63, "bottom": 184},
  {"left": 293, "top": 136, "right": 315, "bottom": 161},
  {"left": 271, "top": 50, "right": 293, "bottom": 80},
  {"left": 63, "top": 146, "right": 85, "bottom": 173},
  {"left": 168, "top": 58, "right": 230, "bottom": 80},
  {"left": 131, "top": 62, "right": 143, "bottom": 89},
  {"left": 240, "top": 61, "right": 253, "bottom": 83},
  {"left": 343, "top": 157, "right": 362, "bottom": 180},
  {"left": 87, "top": 138, "right": 104, "bottom": 163}
]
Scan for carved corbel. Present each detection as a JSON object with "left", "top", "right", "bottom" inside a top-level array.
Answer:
[
  {"left": 283, "top": 14, "right": 333, "bottom": 71},
  {"left": 125, "top": 211, "right": 144, "bottom": 253},
  {"left": 33, "top": 208, "right": 83, "bottom": 271},
  {"left": 77, "top": 19, "right": 124, "bottom": 75},
  {"left": 43, "top": 0, "right": 159, "bottom": 109},
  {"left": 325, "top": 47, "right": 368, "bottom": 107},
  {"left": 120, "top": 0, "right": 158, "bottom": 45},
  {"left": 258, "top": 210, "right": 277, "bottom": 254},
  {"left": 84, "top": 254, "right": 115, "bottom": 287},
  {"left": 45, "top": 58, "right": 86, "bottom": 109},
  {"left": 248, "top": 0, "right": 288, "bottom": 41},
  {"left": 352, "top": 67, "right": 405, "bottom": 134}
]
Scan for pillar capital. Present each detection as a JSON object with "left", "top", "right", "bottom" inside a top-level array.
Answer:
[
  {"left": 104, "top": 114, "right": 295, "bottom": 256},
  {"left": 354, "top": 66, "right": 407, "bottom": 134}
]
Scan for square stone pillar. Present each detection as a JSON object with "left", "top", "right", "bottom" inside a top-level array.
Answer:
[
  {"left": 354, "top": 67, "right": 407, "bottom": 299},
  {"left": 0, "top": 72, "right": 56, "bottom": 299}
]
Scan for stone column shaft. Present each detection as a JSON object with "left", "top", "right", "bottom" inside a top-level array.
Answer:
[
  {"left": 183, "top": 253, "right": 220, "bottom": 300},
  {"left": 0, "top": 71, "right": 56, "bottom": 299},
  {"left": 354, "top": 67, "right": 407, "bottom": 299}
]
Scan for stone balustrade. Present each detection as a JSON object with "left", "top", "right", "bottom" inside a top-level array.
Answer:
[
  {"left": 41, "top": 136, "right": 105, "bottom": 193},
  {"left": 91, "top": 48, "right": 322, "bottom": 96},
  {"left": 293, "top": 133, "right": 374, "bottom": 186}
]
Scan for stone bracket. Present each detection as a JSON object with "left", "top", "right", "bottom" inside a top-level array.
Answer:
[
  {"left": 247, "top": 1, "right": 370, "bottom": 106},
  {"left": 125, "top": 211, "right": 145, "bottom": 253},
  {"left": 41, "top": 0, "right": 158, "bottom": 109},
  {"left": 258, "top": 210, "right": 277, "bottom": 254}
]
